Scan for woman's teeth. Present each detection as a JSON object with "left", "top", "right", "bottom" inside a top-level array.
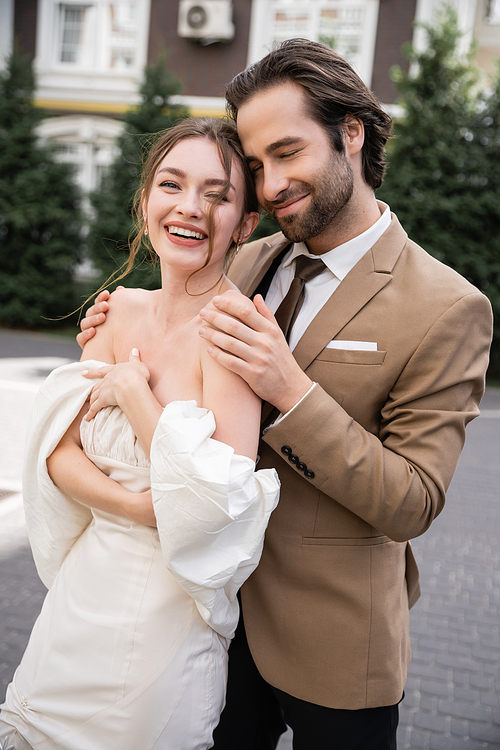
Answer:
[{"left": 167, "top": 226, "right": 205, "bottom": 240}]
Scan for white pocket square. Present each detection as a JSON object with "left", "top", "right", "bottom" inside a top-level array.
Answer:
[{"left": 326, "top": 340, "right": 377, "bottom": 351}]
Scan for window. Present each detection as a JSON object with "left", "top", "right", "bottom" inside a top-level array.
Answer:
[
  {"left": 60, "top": 5, "right": 87, "bottom": 63},
  {"left": 109, "top": 2, "right": 138, "bottom": 68},
  {"left": 54, "top": 1, "right": 141, "bottom": 71},
  {"left": 39, "top": 116, "right": 123, "bottom": 195},
  {"left": 248, "top": 0, "right": 380, "bottom": 86},
  {"left": 486, "top": 0, "right": 500, "bottom": 23}
]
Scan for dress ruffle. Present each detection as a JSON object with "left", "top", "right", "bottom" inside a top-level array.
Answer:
[{"left": 23, "top": 362, "right": 280, "bottom": 638}]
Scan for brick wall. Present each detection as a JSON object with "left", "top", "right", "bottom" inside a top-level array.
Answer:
[
  {"left": 14, "top": 0, "right": 38, "bottom": 60},
  {"left": 371, "top": 0, "right": 417, "bottom": 104},
  {"left": 148, "top": 0, "right": 252, "bottom": 98}
]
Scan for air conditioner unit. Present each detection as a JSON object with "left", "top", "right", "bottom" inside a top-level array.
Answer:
[{"left": 178, "top": 0, "right": 235, "bottom": 43}]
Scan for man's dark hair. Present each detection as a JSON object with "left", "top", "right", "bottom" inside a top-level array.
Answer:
[{"left": 225, "top": 38, "right": 392, "bottom": 190}]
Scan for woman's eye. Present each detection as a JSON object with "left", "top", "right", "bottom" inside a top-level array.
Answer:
[
  {"left": 159, "top": 180, "right": 179, "bottom": 189},
  {"left": 206, "top": 192, "right": 228, "bottom": 202}
]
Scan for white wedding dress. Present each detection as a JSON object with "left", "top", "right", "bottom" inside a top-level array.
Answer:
[{"left": 0, "top": 362, "right": 279, "bottom": 750}]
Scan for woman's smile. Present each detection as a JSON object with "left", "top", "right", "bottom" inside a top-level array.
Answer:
[{"left": 164, "top": 222, "right": 208, "bottom": 245}]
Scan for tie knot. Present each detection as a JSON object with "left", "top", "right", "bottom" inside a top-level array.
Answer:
[{"left": 294, "top": 255, "right": 325, "bottom": 283}]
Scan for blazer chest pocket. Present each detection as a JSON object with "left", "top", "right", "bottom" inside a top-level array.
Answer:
[{"left": 315, "top": 349, "right": 386, "bottom": 365}]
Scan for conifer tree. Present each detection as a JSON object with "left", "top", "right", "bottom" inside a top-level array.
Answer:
[
  {"left": 377, "top": 8, "right": 500, "bottom": 374},
  {"left": 0, "top": 47, "right": 82, "bottom": 328},
  {"left": 87, "top": 55, "right": 189, "bottom": 290}
]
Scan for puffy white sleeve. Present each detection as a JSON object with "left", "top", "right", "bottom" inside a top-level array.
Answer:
[
  {"left": 150, "top": 401, "right": 280, "bottom": 639},
  {"left": 22, "top": 361, "right": 107, "bottom": 588}
]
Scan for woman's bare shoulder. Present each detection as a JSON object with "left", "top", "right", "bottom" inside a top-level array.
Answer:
[
  {"left": 109, "top": 286, "right": 158, "bottom": 307},
  {"left": 81, "top": 287, "right": 159, "bottom": 363},
  {"left": 219, "top": 277, "right": 242, "bottom": 295},
  {"left": 107, "top": 287, "right": 159, "bottom": 324}
]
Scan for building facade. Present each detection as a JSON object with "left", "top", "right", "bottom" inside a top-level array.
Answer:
[{"left": 1, "top": 0, "right": 499, "bottom": 193}]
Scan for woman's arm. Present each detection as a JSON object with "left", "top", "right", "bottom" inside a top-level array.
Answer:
[
  {"left": 200, "top": 336, "right": 262, "bottom": 461},
  {"left": 51, "top": 295, "right": 155, "bottom": 525},
  {"left": 46, "top": 402, "right": 156, "bottom": 526}
]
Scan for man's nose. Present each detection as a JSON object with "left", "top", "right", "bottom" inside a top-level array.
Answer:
[{"left": 261, "top": 165, "right": 289, "bottom": 204}]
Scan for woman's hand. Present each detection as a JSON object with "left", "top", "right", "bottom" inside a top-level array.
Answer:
[{"left": 83, "top": 349, "right": 151, "bottom": 421}]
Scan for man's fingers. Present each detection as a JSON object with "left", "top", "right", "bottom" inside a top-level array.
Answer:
[
  {"left": 209, "top": 293, "right": 268, "bottom": 331},
  {"left": 203, "top": 342, "right": 250, "bottom": 379},
  {"left": 95, "top": 290, "right": 111, "bottom": 303},
  {"left": 81, "top": 312, "right": 106, "bottom": 332},
  {"left": 200, "top": 309, "right": 255, "bottom": 346},
  {"left": 253, "top": 294, "right": 279, "bottom": 325},
  {"left": 76, "top": 328, "right": 94, "bottom": 348},
  {"left": 199, "top": 324, "right": 254, "bottom": 360},
  {"left": 87, "top": 302, "right": 109, "bottom": 319}
]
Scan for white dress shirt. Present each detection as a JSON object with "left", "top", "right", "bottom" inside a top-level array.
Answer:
[
  {"left": 264, "top": 201, "right": 391, "bottom": 426},
  {"left": 265, "top": 201, "right": 391, "bottom": 351}
]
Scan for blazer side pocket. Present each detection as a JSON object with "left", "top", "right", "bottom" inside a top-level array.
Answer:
[
  {"left": 302, "top": 536, "right": 392, "bottom": 546},
  {"left": 315, "top": 349, "right": 387, "bottom": 365}
]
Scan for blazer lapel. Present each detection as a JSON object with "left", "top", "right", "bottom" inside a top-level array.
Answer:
[
  {"left": 235, "top": 215, "right": 407, "bottom": 428},
  {"left": 292, "top": 214, "right": 407, "bottom": 373},
  {"left": 229, "top": 233, "right": 291, "bottom": 297},
  {"left": 260, "top": 251, "right": 393, "bottom": 428}
]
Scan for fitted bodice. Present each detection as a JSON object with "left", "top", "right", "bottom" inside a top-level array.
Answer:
[
  {"left": 80, "top": 405, "right": 151, "bottom": 495},
  {"left": 80, "top": 405, "right": 150, "bottom": 468}
]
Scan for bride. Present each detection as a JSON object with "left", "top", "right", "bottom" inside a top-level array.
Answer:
[{"left": 0, "top": 118, "right": 280, "bottom": 750}]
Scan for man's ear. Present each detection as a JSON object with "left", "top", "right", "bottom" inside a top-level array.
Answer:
[
  {"left": 234, "top": 211, "right": 260, "bottom": 245},
  {"left": 344, "top": 116, "right": 364, "bottom": 157}
]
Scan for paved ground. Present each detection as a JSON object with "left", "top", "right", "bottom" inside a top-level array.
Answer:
[{"left": 0, "top": 327, "right": 499, "bottom": 749}]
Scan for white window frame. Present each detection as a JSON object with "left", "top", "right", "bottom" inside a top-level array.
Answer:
[
  {"left": 38, "top": 0, "right": 147, "bottom": 73},
  {"left": 37, "top": 114, "right": 123, "bottom": 195},
  {"left": 0, "top": 0, "right": 15, "bottom": 68},
  {"left": 247, "top": 0, "right": 380, "bottom": 87},
  {"left": 35, "top": 0, "right": 150, "bottom": 108},
  {"left": 413, "top": 0, "right": 477, "bottom": 57},
  {"left": 486, "top": 0, "right": 500, "bottom": 22}
]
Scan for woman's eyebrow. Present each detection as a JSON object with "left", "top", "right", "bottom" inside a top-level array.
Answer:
[
  {"left": 205, "top": 178, "right": 235, "bottom": 191},
  {"left": 157, "top": 166, "right": 185, "bottom": 177},
  {"left": 157, "top": 169, "right": 234, "bottom": 191}
]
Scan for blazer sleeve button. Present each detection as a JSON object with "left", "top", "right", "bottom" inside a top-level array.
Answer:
[
  {"left": 281, "top": 445, "right": 292, "bottom": 456},
  {"left": 288, "top": 453, "right": 299, "bottom": 465},
  {"left": 304, "top": 469, "right": 315, "bottom": 479},
  {"left": 297, "top": 462, "right": 306, "bottom": 472}
]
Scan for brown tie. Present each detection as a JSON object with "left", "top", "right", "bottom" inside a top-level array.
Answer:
[{"left": 274, "top": 255, "right": 326, "bottom": 342}]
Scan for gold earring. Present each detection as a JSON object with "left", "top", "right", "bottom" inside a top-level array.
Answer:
[{"left": 144, "top": 225, "right": 149, "bottom": 236}]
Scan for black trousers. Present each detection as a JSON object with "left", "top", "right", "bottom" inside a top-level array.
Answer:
[{"left": 212, "top": 617, "right": 400, "bottom": 750}]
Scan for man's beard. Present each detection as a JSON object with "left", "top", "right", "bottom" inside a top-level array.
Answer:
[{"left": 265, "top": 152, "right": 354, "bottom": 244}]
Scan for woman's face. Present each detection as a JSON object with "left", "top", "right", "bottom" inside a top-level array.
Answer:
[{"left": 145, "top": 137, "right": 255, "bottom": 278}]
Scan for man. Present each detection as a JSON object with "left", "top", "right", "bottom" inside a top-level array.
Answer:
[{"left": 78, "top": 40, "right": 493, "bottom": 749}]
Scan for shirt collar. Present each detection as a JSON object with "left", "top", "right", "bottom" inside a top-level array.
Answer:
[{"left": 283, "top": 201, "right": 391, "bottom": 281}]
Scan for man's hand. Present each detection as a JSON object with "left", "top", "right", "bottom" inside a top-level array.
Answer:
[
  {"left": 76, "top": 289, "right": 115, "bottom": 349},
  {"left": 199, "top": 291, "right": 313, "bottom": 414},
  {"left": 83, "top": 349, "right": 151, "bottom": 421}
]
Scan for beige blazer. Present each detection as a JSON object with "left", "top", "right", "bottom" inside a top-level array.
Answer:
[{"left": 227, "top": 213, "right": 493, "bottom": 710}]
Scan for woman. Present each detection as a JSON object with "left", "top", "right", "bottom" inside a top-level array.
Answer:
[{"left": 0, "top": 118, "right": 280, "bottom": 749}]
